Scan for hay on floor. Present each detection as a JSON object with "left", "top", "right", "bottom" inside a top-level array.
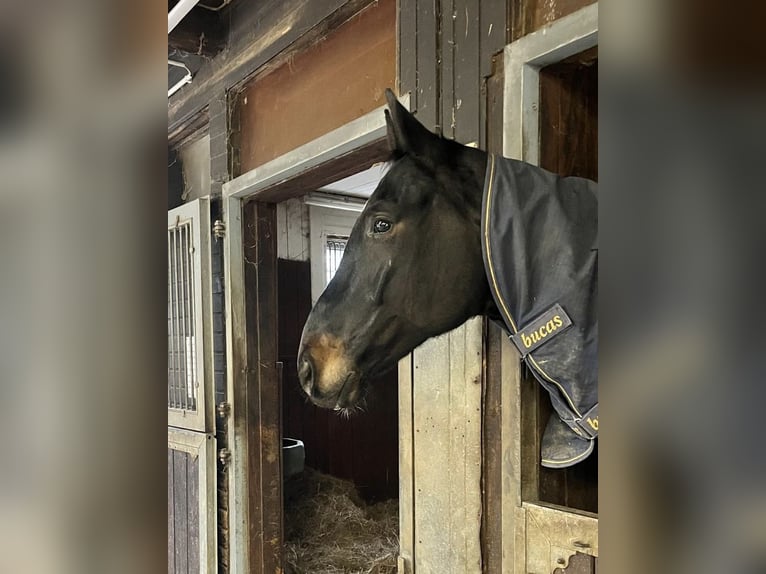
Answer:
[{"left": 283, "top": 467, "right": 399, "bottom": 574}]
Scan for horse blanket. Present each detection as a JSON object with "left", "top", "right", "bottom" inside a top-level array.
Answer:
[{"left": 481, "top": 154, "right": 598, "bottom": 468}]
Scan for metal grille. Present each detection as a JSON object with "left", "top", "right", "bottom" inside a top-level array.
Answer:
[
  {"left": 325, "top": 236, "right": 348, "bottom": 285},
  {"left": 168, "top": 221, "right": 198, "bottom": 412}
]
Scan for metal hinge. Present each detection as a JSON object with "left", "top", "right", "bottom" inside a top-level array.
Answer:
[
  {"left": 218, "top": 448, "right": 231, "bottom": 468},
  {"left": 216, "top": 401, "right": 230, "bottom": 418},
  {"left": 213, "top": 219, "right": 226, "bottom": 239}
]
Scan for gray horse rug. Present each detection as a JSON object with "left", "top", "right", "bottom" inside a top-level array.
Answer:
[{"left": 481, "top": 154, "right": 598, "bottom": 468}]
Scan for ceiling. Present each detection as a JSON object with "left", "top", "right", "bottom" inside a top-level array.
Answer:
[{"left": 317, "top": 162, "right": 389, "bottom": 198}]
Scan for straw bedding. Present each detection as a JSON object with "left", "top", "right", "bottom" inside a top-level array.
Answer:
[{"left": 283, "top": 467, "right": 399, "bottom": 574}]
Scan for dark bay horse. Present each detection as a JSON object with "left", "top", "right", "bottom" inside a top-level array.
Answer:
[
  {"left": 298, "top": 90, "right": 492, "bottom": 410},
  {"left": 297, "top": 90, "right": 597, "bottom": 467}
]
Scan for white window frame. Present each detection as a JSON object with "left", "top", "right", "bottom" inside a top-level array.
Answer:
[
  {"left": 308, "top": 205, "right": 362, "bottom": 305},
  {"left": 168, "top": 198, "right": 214, "bottom": 433}
]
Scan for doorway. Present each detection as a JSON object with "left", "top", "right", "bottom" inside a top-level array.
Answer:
[{"left": 276, "top": 165, "right": 400, "bottom": 573}]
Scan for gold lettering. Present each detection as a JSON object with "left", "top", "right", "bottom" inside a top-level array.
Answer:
[
  {"left": 546, "top": 320, "right": 556, "bottom": 333},
  {"left": 531, "top": 331, "right": 541, "bottom": 344},
  {"left": 587, "top": 417, "right": 598, "bottom": 431},
  {"left": 553, "top": 315, "right": 563, "bottom": 328},
  {"left": 521, "top": 333, "right": 532, "bottom": 348},
  {"left": 537, "top": 326, "right": 548, "bottom": 338}
]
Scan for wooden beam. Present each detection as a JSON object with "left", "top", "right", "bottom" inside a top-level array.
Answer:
[{"left": 168, "top": 8, "right": 226, "bottom": 57}]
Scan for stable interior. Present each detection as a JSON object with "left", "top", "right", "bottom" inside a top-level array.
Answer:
[{"left": 277, "top": 165, "right": 400, "bottom": 573}]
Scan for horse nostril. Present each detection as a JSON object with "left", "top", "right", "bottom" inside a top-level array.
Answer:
[{"left": 298, "top": 354, "right": 314, "bottom": 394}]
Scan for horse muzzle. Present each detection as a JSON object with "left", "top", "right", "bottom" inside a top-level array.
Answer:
[{"left": 297, "top": 335, "right": 361, "bottom": 409}]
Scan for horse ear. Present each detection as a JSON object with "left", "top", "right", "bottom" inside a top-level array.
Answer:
[{"left": 384, "top": 88, "right": 441, "bottom": 161}]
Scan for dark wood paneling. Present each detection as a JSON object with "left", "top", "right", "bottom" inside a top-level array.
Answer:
[
  {"left": 278, "top": 258, "right": 399, "bottom": 501},
  {"left": 398, "top": 0, "right": 418, "bottom": 103},
  {"left": 481, "top": 321, "right": 504, "bottom": 574},
  {"left": 539, "top": 56, "right": 598, "bottom": 181},
  {"left": 481, "top": 55, "right": 506, "bottom": 572},
  {"left": 453, "top": 0, "right": 481, "bottom": 144},
  {"left": 243, "top": 201, "right": 282, "bottom": 573},
  {"left": 416, "top": 0, "right": 440, "bottom": 131},
  {"left": 237, "top": 0, "right": 396, "bottom": 173},
  {"left": 168, "top": 7, "right": 226, "bottom": 57}
]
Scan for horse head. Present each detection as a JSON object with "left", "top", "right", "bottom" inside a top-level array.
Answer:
[{"left": 297, "top": 90, "right": 493, "bottom": 410}]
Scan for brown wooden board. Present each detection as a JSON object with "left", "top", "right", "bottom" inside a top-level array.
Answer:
[
  {"left": 236, "top": 0, "right": 396, "bottom": 173},
  {"left": 481, "top": 320, "right": 504, "bottom": 574},
  {"left": 510, "top": 0, "right": 597, "bottom": 42},
  {"left": 481, "top": 54, "right": 506, "bottom": 572},
  {"left": 539, "top": 57, "right": 598, "bottom": 181},
  {"left": 243, "top": 201, "right": 283, "bottom": 573}
]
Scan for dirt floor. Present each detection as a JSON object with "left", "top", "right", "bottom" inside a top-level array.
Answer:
[{"left": 283, "top": 467, "right": 399, "bottom": 574}]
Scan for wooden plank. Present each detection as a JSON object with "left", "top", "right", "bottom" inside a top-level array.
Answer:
[
  {"left": 398, "top": 353, "right": 415, "bottom": 572},
  {"left": 168, "top": 450, "right": 176, "bottom": 574},
  {"left": 440, "top": 0, "right": 455, "bottom": 139},
  {"left": 412, "top": 318, "right": 482, "bottom": 573},
  {"left": 398, "top": 0, "right": 418, "bottom": 104},
  {"left": 243, "top": 200, "right": 282, "bottom": 573},
  {"left": 486, "top": 51, "right": 504, "bottom": 156},
  {"left": 238, "top": 0, "right": 396, "bottom": 171},
  {"left": 479, "top": 0, "right": 507, "bottom": 78},
  {"left": 454, "top": 0, "right": 481, "bottom": 144},
  {"left": 173, "top": 450, "right": 189, "bottom": 574},
  {"left": 539, "top": 59, "right": 598, "bottom": 181},
  {"left": 168, "top": 7, "right": 226, "bottom": 57},
  {"left": 509, "top": 0, "right": 596, "bottom": 41},
  {"left": 285, "top": 199, "right": 309, "bottom": 261},
  {"left": 481, "top": 320, "right": 503, "bottom": 573},
  {"left": 187, "top": 450, "right": 201, "bottom": 574},
  {"left": 415, "top": 0, "right": 439, "bottom": 130}
]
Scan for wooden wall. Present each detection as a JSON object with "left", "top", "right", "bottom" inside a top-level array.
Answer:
[
  {"left": 278, "top": 259, "right": 399, "bottom": 502},
  {"left": 236, "top": 0, "right": 396, "bottom": 174},
  {"left": 168, "top": 448, "right": 200, "bottom": 574}
]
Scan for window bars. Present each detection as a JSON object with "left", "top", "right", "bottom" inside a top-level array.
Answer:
[
  {"left": 168, "top": 219, "right": 198, "bottom": 413},
  {"left": 325, "top": 236, "right": 348, "bottom": 285}
]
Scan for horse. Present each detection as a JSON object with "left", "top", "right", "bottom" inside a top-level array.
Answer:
[{"left": 297, "top": 89, "right": 598, "bottom": 467}]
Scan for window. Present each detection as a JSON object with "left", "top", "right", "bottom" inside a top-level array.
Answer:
[
  {"left": 167, "top": 198, "right": 212, "bottom": 432},
  {"left": 325, "top": 236, "right": 348, "bottom": 284},
  {"left": 308, "top": 205, "right": 360, "bottom": 305}
]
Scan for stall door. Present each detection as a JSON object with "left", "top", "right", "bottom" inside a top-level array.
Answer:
[{"left": 168, "top": 198, "right": 217, "bottom": 573}]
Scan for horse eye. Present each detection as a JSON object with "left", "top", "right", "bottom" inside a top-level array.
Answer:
[{"left": 373, "top": 219, "right": 392, "bottom": 234}]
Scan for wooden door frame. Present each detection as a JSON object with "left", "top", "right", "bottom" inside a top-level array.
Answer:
[
  {"left": 484, "top": 4, "right": 599, "bottom": 573},
  {"left": 222, "top": 95, "right": 410, "bottom": 574}
]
